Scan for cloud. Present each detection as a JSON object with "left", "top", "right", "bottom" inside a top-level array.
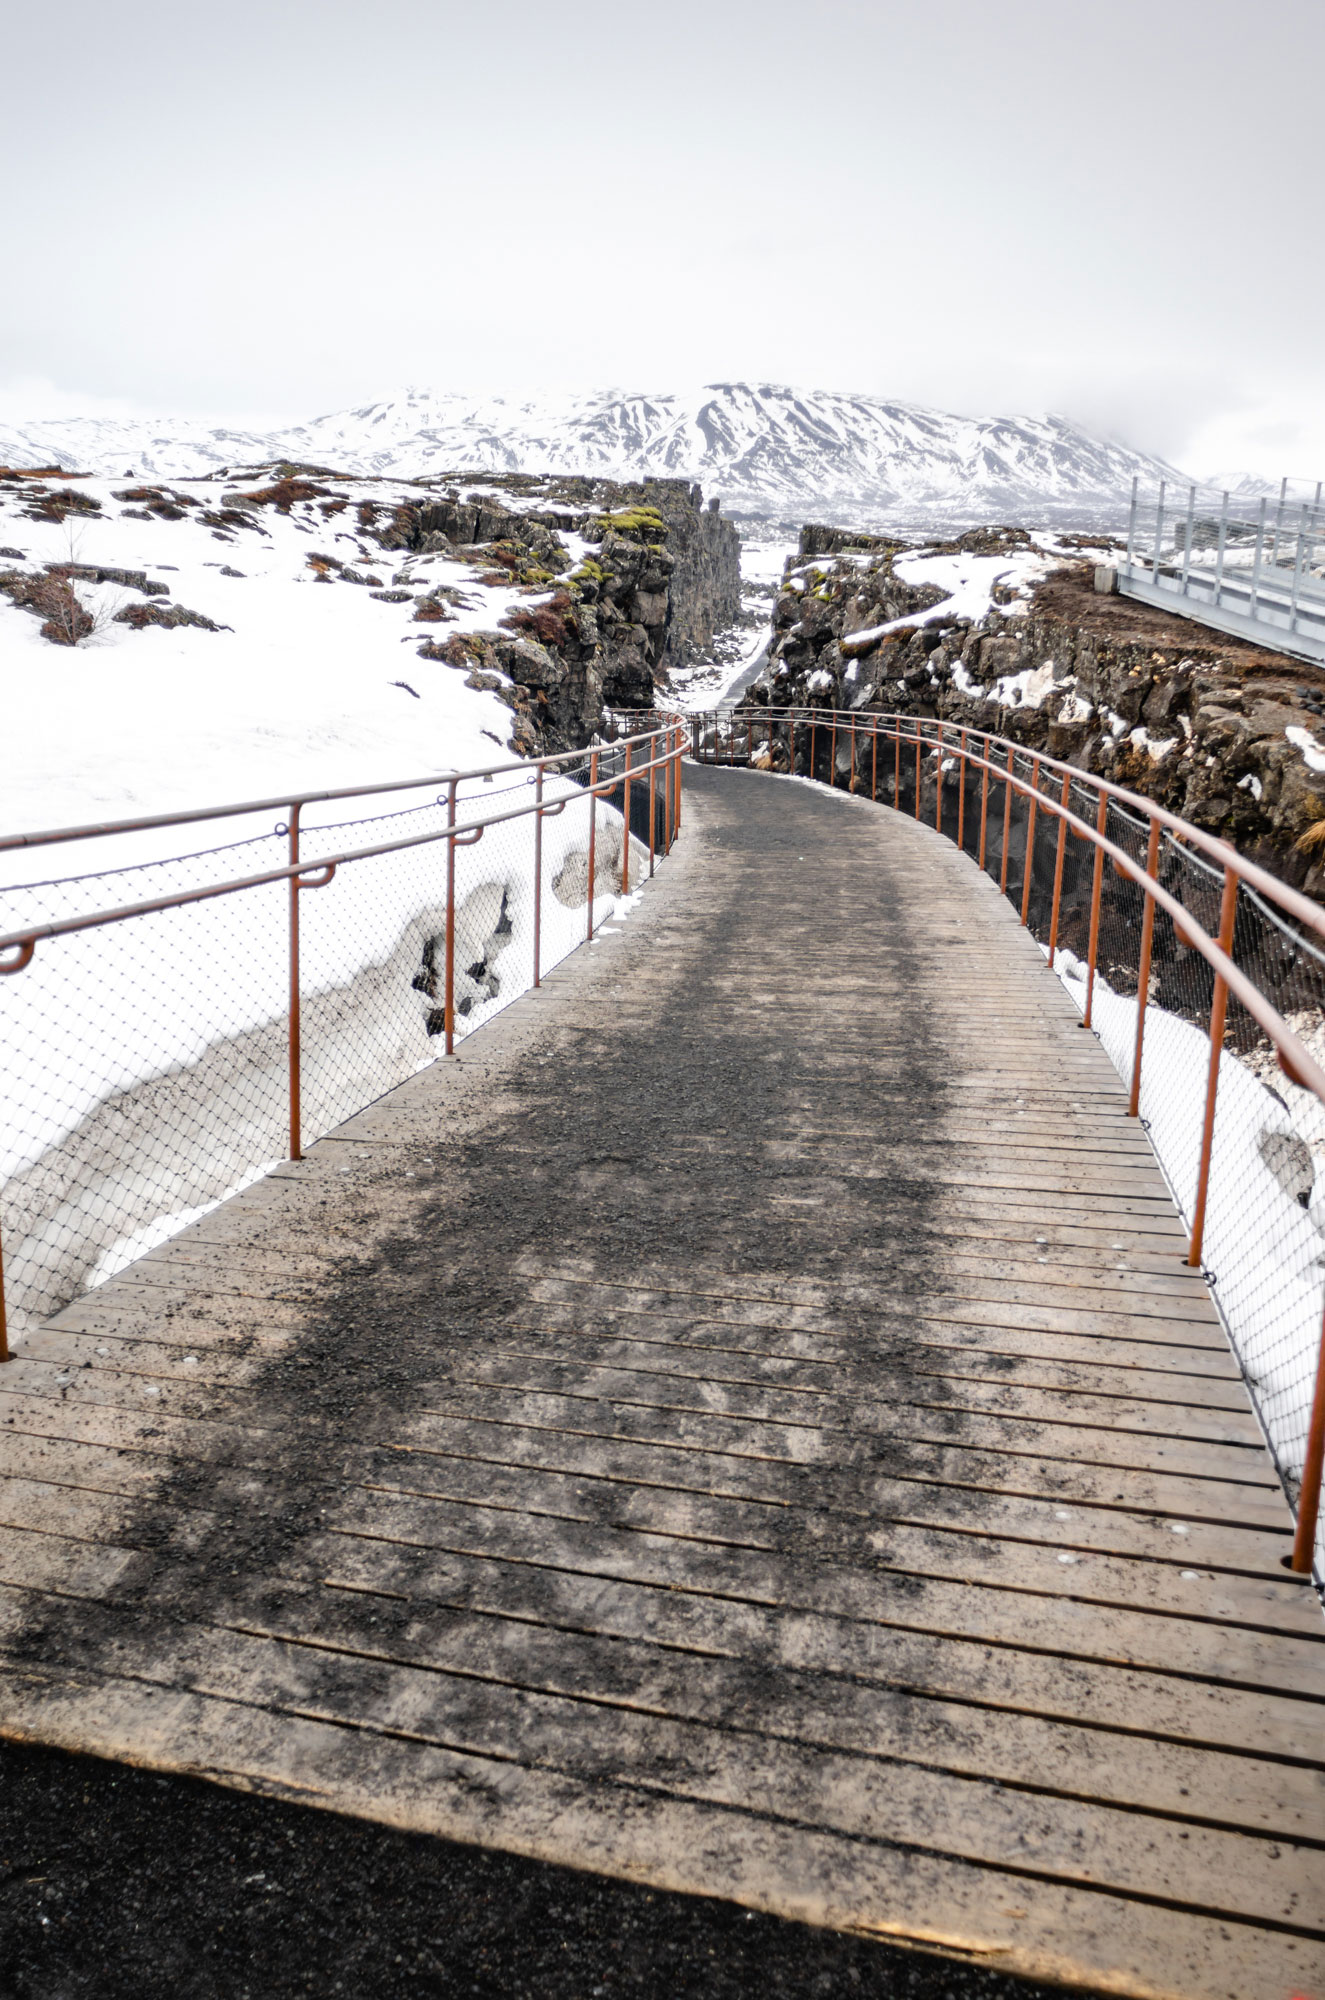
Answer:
[
  {"left": 1179, "top": 394, "right": 1325, "bottom": 485},
  {"left": 0, "top": 376, "right": 141, "bottom": 423}
]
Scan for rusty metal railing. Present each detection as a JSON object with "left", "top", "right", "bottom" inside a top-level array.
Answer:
[
  {"left": 0, "top": 716, "right": 686, "bottom": 1363},
  {"left": 690, "top": 706, "right": 1325, "bottom": 1578}
]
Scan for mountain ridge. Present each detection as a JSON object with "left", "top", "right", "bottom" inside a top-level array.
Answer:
[{"left": 0, "top": 381, "right": 1192, "bottom": 530}]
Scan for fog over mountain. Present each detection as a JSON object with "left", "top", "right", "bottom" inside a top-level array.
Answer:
[{"left": 0, "top": 382, "right": 1190, "bottom": 531}]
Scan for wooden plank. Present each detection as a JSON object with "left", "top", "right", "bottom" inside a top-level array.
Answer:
[
  {"left": 4, "top": 1387, "right": 1290, "bottom": 1559},
  {"left": 6, "top": 1418, "right": 1296, "bottom": 1579},
  {"left": 9, "top": 1586, "right": 1321, "bottom": 1937},
  {"left": 516, "top": 1302, "right": 1241, "bottom": 1375},
  {"left": 462, "top": 1325, "right": 1253, "bottom": 1417}
]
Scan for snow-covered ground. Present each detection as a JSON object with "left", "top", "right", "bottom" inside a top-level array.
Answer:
[
  {"left": 1047, "top": 948, "right": 1324, "bottom": 1562},
  {"left": 0, "top": 470, "right": 651, "bottom": 1336},
  {"left": 0, "top": 469, "right": 548, "bottom": 843}
]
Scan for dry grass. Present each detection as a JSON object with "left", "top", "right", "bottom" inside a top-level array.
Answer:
[
  {"left": 26, "top": 487, "right": 103, "bottom": 524},
  {"left": 236, "top": 478, "right": 330, "bottom": 512},
  {"left": 500, "top": 591, "right": 573, "bottom": 650}
]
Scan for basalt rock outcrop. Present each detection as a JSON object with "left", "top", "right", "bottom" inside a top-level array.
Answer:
[
  {"left": 743, "top": 528, "right": 1325, "bottom": 896},
  {"left": 376, "top": 472, "right": 740, "bottom": 750}
]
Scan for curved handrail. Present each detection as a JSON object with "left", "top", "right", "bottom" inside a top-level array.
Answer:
[
  {"left": 0, "top": 715, "right": 683, "bottom": 858},
  {"left": 0, "top": 732, "right": 683, "bottom": 968},
  {"left": 689, "top": 704, "right": 1325, "bottom": 1576},
  {"left": 0, "top": 714, "right": 687, "bottom": 1365}
]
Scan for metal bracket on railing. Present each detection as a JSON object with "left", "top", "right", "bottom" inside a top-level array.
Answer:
[{"left": 295, "top": 863, "right": 337, "bottom": 891}]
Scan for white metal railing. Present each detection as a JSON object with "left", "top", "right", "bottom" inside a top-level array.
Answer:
[{"left": 1119, "top": 475, "right": 1325, "bottom": 667}]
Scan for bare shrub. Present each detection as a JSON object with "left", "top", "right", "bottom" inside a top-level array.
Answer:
[
  {"left": 500, "top": 590, "right": 573, "bottom": 649},
  {"left": 33, "top": 575, "right": 95, "bottom": 644}
]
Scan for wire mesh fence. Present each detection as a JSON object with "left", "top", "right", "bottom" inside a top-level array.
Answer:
[
  {"left": 0, "top": 724, "right": 681, "bottom": 1345},
  {"left": 694, "top": 706, "right": 1325, "bottom": 1573}
]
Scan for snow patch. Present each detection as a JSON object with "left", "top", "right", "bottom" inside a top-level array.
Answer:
[
  {"left": 1049, "top": 950, "right": 1324, "bottom": 1513},
  {"left": 1286, "top": 725, "right": 1325, "bottom": 774}
]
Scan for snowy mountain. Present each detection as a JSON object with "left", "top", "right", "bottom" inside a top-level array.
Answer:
[{"left": 0, "top": 382, "right": 1188, "bottom": 530}]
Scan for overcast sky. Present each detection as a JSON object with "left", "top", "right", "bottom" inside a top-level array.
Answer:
[{"left": 2, "top": 0, "right": 1320, "bottom": 477}]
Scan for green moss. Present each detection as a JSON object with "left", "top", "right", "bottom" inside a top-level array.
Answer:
[
  {"left": 571, "top": 557, "right": 609, "bottom": 585},
  {"left": 592, "top": 505, "right": 668, "bottom": 540}
]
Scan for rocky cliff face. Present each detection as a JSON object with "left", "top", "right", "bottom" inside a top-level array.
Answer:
[
  {"left": 376, "top": 471, "right": 740, "bottom": 750},
  {"left": 743, "top": 527, "right": 1325, "bottom": 896}
]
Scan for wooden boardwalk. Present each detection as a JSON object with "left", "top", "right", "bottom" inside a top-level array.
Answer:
[{"left": 1, "top": 765, "right": 1322, "bottom": 1999}]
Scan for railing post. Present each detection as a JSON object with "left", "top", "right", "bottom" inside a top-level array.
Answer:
[
  {"left": 648, "top": 738, "right": 656, "bottom": 879},
  {"left": 830, "top": 715, "right": 838, "bottom": 789},
  {"left": 1127, "top": 819, "right": 1162, "bottom": 1116},
  {"left": 935, "top": 727, "right": 943, "bottom": 838},
  {"left": 1213, "top": 490, "right": 1229, "bottom": 609},
  {"left": 620, "top": 740, "right": 632, "bottom": 896},
  {"left": 0, "top": 1220, "right": 9, "bottom": 1362},
  {"left": 849, "top": 716, "right": 856, "bottom": 793},
  {"left": 1179, "top": 484, "right": 1196, "bottom": 595},
  {"left": 1249, "top": 496, "right": 1268, "bottom": 620},
  {"left": 665, "top": 730, "right": 676, "bottom": 851},
  {"left": 978, "top": 737, "right": 990, "bottom": 872},
  {"left": 288, "top": 804, "right": 303, "bottom": 1160},
  {"left": 1288, "top": 502, "right": 1310, "bottom": 636},
  {"left": 675, "top": 728, "right": 683, "bottom": 836},
  {"left": 957, "top": 729, "right": 967, "bottom": 851},
  {"left": 999, "top": 745, "right": 1014, "bottom": 893},
  {"left": 1126, "top": 475, "right": 1139, "bottom": 570},
  {"left": 1047, "top": 770, "right": 1071, "bottom": 966},
  {"left": 1187, "top": 867, "right": 1239, "bottom": 1267},
  {"left": 586, "top": 748, "right": 599, "bottom": 941},
  {"left": 1084, "top": 790, "right": 1108, "bottom": 1028},
  {"left": 1151, "top": 479, "right": 1166, "bottom": 583},
  {"left": 871, "top": 721, "right": 877, "bottom": 801},
  {"left": 914, "top": 727, "right": 921, "bottom": 821},
  {"left": 1291, "top": 1306, "right": 1325, "bottom": 1573},
  {"left": 444, "top": 777, "right": 458, "bottom": 1055},
  {"left": 533, "top": 764, "right": 544, "bottom": 988},
  {"left": 894, "top": 722, "right": 900, "bottom": 807},
  {"left": 1020, "top": 757, "right": 1040, "bottom": 926},
  {"left": 1269, "top": 475, "right": 1288, "bottom": 572}
]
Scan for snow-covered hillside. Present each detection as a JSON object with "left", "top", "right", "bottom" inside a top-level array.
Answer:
[
  {"left": 0, "top": 461, "right": 748, "bottom": 827},
  {"left": 0, "top": 382, "right": 1187, "bottom": 531},
  {"left": 0, "top": 468, "right": 543, "bottom": 834}
]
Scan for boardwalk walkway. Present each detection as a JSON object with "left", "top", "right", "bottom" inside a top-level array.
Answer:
[{"left": 1, "top": 766, "right": 1322, "bottom": 1999}]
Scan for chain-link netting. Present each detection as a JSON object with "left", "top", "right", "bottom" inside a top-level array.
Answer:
[
  {"left": 699, "top": 707, "right": 1325, "bottom": 1562},
  {"left": 0, "top": 735, "right": 673, "bottom": 1340}
]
